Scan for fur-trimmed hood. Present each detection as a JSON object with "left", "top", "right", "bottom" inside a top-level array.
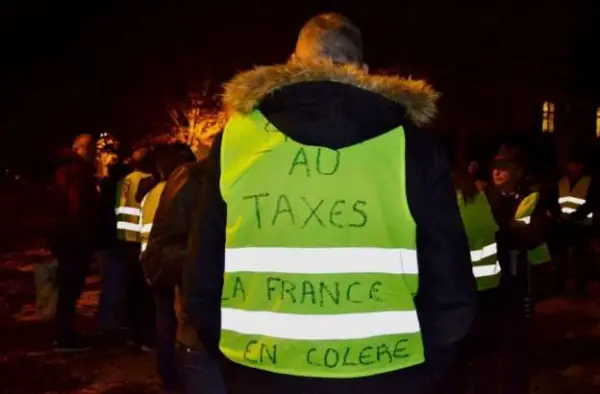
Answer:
[{"left": 223, "top": 61, "right": 439, "bottom": 127}]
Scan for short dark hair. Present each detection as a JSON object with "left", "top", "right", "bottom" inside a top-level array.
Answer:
[
  {"left": 295, "top": 13, "right": 363, "bottom": 65},
  {"left": 153, "top": 143, "right": 196, "bottom": 181}
]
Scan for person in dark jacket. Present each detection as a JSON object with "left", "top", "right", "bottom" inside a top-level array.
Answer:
[
  {"left": 95, "top": 145, "right": 130, "bottom": 334},
  {"left": 184, "top": 13, "right": 476, "bottom": 394},
  {"left": 50, "top": 133, "right": 99, "bottom": 352},
  {"left": 144, "top": 152, "right": 226, "bottom": 394},
  {"left": 140, "top": 143, "right": 197, "bottom": 392},
  {"left": 485, "top": 145, "right": 548, "bottom": 394}
]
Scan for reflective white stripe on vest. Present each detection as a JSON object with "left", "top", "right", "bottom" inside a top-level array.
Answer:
[
  {"left": 559, "top": 196, "right": 586, "bottom": 205},
  {"left": 560, "top": 207, "right": 593, "bottom": 218},
  {"left": 517, "top": 216, "right": 531, "bottom": 224},
  {"left": 117, "top": 221, "right": 141, "bottom": 232},
  {"left": 473, "top": 261, "right": 500, "bottom": 278},
  {"left": 225, "top": 247, "right": 419, "bottom": 274},
  {"left": 115, "top": 206, "right": 141, "bottom": 216},
  {"left": 221, "top": 308, "right": 421, "bottom": 340},
  {"left": 470, "top": 243, "right": 496, "bottom": 263},
  {"left": 141, "top": 223, "right": 153, "bottom": 234}
]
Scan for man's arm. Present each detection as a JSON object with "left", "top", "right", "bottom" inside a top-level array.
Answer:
[
  {"left": 183, "top": 134, "right": 226, "bottom": 355},
  {"left": 406, "top": 128, "right": 477, "bottom": 376}
]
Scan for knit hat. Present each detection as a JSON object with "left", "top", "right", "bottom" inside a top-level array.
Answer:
[{"left": 492, "top": 144, "right": 525, "bottom": 168}]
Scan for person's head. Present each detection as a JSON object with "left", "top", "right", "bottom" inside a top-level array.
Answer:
[
  {"left": 292, "top": 13, "right": 364, "bottom": 67},
  {"left": 129, "top": 147, "right": 152, "bottom": 173},
  {"left": 72, "top": 134, "right": 95, "bottom": 162},
  {"left": 565, "top": 156, "right": 584, "bottom": 179},
  {"left": 131, "top": 147, "right": 149, "bottom": 163},
  {"left": 154, "top": 143, "right": 196, "bottom": 181},
  {"left": 99, "top": 146, "right": 118, "bottom": 168},
  {"left": 491, "top": 145, "right": 524, "bottom": 189},
  {"left": 467, "top": 160, "right": 479, "bottom": 176}
]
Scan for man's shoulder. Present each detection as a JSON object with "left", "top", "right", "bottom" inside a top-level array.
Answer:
[
  {"left": 163, "top": 162, "right": 202, "bottom": 202},
  {"left": 403, "top": 125, "right": 446, "bottom": 167},
  {"left": 169, "top": 162, "right": 197, "bottom": 183},
  {"left": 177, "top": 160, "right": 209, "bottom": 184}
]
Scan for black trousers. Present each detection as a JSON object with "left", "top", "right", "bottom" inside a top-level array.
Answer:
[
  {"left": 457, "top": 291, "right": 529, "bottom": 394},
  {"left": 119, "top": 241, "right": 155, "bottom": 345},
  {"left": 554, "top": 224, "right": 595, "bottom": 292},
  {"left": 154, "top": 285, "right": 180, "bottom": 390},
  {"left": 446, "top": 247, "right": 531, "bottom": 394},
  {"left": 54, "top": 245, "right": 93, "bottom": 343}
]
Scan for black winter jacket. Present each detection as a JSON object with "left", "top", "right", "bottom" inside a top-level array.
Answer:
[{"left": 142, "top": 160, "right": 206, "bottom": 287}]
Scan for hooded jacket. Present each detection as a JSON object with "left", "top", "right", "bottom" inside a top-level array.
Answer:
[{"left": 184, "top": 61, "right": 476, "bottom": 389}]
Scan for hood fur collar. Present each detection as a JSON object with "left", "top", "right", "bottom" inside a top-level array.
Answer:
[{"left": 222, "top": 60, "right": 439, "bottom": 126}]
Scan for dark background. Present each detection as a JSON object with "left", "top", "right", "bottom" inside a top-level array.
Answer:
[{"left": 1, "top": 0, "right": 598, "bottom": 178}]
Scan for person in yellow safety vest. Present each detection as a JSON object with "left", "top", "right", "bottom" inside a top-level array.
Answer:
[
  {"left": 115, "top": 147, "right": 155, "bottom": 351},
  {"left": 454, "top": 171, "right": 500, "bottom": 292},
  {"left": 115, "top": 148, "right": 152, "bottom": 243},
  {"left": 184, "top": 13, "right": 477, "bottom": 394},
  {"left": 554, "top": 154, "right": 598, "bottom": 296},
  {"left": 450, "top": 167, "right": 508, "bottom": 394},
  {"left": 485, "top": 144, "right": 551, "bottom": 394}
]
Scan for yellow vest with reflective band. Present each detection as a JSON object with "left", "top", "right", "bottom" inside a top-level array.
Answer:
[
  {"left": 219, "top": 110, "right": 423, "bottom": 378},
  {"left": 514, "top": 192, "right": 551, "bottom": 265},
  {"left": 558, "top": 175, "right": 592, "bottom": 225},
  {"left": 115, "top": 170, "right": 150, "bottom": 242},
  {"left": 457, "top": 191, "right": 500, "bottom": 291},
  {"left": 139, "top": 181, "right": 166, "bottom": 253}
]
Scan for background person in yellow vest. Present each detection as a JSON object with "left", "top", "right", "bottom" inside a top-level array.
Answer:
[
  {"left": 448, "top": 167, "right": 501, "bottom": 394},
  {"left": 553, "top": 154, "right": 599, "bottom": 296},
  {"left": 485, "top": 144, "right": 550, "bottom": 394},
  {"left": 138, "top": 143, "right": 198, "bottom": 393},
  {"left": 115, "top": 147, "right": 156, "bottom": 351},
  {"left": 184, "top": 13, "right": 476, "bottom": 394}
]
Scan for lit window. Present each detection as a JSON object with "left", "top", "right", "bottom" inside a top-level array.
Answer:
[
  {"left": 596, "top": 107, "right": 600, "bottom": 138},
  {"left": 542, "top": 101, "right": 555, "bottom": 133}
]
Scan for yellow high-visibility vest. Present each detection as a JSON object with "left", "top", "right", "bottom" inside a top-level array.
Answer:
[
  {"left": 139, "top": 182, "right": 166, "bottom": 253},
  {"left": 115, "top": 171, "right": 150, "bottom": 242},
  {"left": 558, "top": 176, "right": 592, "bottom": 225}
]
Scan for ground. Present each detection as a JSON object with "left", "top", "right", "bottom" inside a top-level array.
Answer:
[
  {"left": 0, "top": 246, "right": 159, "bottom": 394},
  {"left": 1, "top": 186, "right": 600, "bottom": 393},
  {"left": 0, "top": 186, "right": 158, "bottom": 394}
]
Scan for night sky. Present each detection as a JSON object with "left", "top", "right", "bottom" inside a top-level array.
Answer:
[{"left": 1, "top": 0, "right": 598, "bottom": 175}]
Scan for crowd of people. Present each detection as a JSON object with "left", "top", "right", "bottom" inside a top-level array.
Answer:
[{"left": 46, "top": 12, "right": 598, "bottom": 394}]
